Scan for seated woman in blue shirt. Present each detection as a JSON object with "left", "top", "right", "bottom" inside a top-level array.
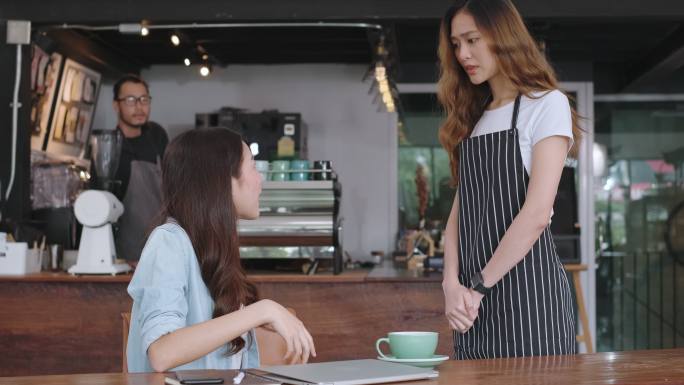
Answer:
[{"left": 126, "top": 127, "right": 316, "bottom": 373}]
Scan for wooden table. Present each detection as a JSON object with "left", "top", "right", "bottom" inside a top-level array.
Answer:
[{"left": 1, "top": 349, "right": 683, "bottom": 385}]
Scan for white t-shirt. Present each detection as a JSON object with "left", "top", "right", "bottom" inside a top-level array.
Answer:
[{"left": 471, "top": 89, "right": 573, "bottom": 176}]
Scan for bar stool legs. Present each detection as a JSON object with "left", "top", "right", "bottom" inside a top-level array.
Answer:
[{"left": 564, "top": 264, "right": 594, "bottom": 353}]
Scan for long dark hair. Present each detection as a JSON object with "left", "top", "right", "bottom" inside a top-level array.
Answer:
[
  {"left": 438, "top": 0, "right": 582, "bottom": 185},
  {"left": 159, "top": 128, "right": 258, "bottom": 354}
]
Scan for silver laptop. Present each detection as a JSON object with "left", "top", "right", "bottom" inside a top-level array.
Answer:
[{"left": 255, "top": 359, "right": 439, "bottom": 385}]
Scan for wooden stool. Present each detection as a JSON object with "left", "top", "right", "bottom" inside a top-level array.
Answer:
[
  {"left": 564, "top": 264, "right": 593, "bottom": 353},
  {"left": 121, "top": 312, "right": 131, "bottom": 373}
]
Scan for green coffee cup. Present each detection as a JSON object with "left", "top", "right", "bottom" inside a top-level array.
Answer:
[{"left": 375, "top": 331, "right": 438, "bottom": 359}]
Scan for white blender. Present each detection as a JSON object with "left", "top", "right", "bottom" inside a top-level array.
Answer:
[{"left": 68, "top": 129, "right": 131, "bottom": 275}]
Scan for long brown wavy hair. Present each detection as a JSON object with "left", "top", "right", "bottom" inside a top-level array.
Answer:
[
  {"left": 437, "top": 0, "right": 582, "bottom": 185},
  {"left": 159, "top": 128, "right": 258, "bottom": 354}
]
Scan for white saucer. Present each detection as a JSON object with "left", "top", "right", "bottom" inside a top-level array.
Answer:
[{"left": 377, "top": 355, "right": 450, "bottom": 368}]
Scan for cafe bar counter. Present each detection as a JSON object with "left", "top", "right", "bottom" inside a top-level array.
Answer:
[
  {"left": 1, "top": 349, "right": 683, "bottom": 385},
  {"left": 0, "top": 266, "right": 449, "bottom": 376}
]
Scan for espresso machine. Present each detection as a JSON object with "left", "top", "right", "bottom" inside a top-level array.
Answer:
[{"left": 238, "top": 178, "right": 343, "bottom": 275}]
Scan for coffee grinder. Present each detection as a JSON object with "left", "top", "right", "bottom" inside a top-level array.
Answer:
[
  {"left": 67, "top": 129, "right": 131, "bottom": 275},
  {"left": 89, "top": 129, "right": 123, "bottom": 196}
]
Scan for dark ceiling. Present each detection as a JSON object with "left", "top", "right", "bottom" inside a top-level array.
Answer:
[
  {"left": 76, "top": 26, "right": 376, "bottom": 66},
  {"left": 4, "top": 0, "right": 683, "bottom": 93},
  {"left": 60, "top": 20, "right": 683, "bottom": 66},
  {"left": 48, "top": 18, "right": 683, "bottom": 93}
]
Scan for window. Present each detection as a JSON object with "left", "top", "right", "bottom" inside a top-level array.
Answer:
[{"left": 397, "top": 93, "right": 454, "bottom": 230}]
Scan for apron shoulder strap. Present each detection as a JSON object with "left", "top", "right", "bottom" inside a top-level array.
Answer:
[{"left": 510, "top": 94, "right": 522, "bottom": 130}]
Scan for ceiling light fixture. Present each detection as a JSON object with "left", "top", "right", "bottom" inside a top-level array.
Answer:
[
  {"left": 374, "top": 62, "right": 396, "bottom": 114},
  {"left": 199, "top": 64, "right": 211, "bottom": 77}
]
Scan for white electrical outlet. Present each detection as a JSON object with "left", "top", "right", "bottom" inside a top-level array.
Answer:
[{"left": 6, "top": 20, "right": 31, "bottom": 45}]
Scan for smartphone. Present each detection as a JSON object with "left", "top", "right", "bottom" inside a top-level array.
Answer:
[{"left": 179, "top": 378, "right": 224, "bottom": 385}]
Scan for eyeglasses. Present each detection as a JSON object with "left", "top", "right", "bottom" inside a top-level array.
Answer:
[{"left": 117, "top": 95, "right": 152, "bottom": 106}]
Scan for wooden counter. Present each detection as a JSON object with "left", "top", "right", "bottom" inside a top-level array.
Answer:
[
  {"left": 0, "top": 268, "right": 449, "bottom": 376},
  {"left": 1, "top": 349, "right": 683, "bottom": 385},
  {"left": 0, "top": 270, "right": 372, "bottom": 283}
]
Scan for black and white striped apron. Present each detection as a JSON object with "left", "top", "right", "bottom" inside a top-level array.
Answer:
[{"left": 454, "top": 95, "right": 576, "bottom": 359}]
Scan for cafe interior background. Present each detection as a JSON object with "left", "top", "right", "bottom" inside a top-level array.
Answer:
[{"left": 0, "top": 0, "right": 683, "bottom": 377}]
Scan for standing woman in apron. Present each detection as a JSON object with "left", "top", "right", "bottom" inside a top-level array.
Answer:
[{"left": 438, "top": 0, "right": 583, "bottom": 359}]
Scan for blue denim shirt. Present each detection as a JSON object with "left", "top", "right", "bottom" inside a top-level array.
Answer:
[{"left": 126, "top": 221, "right": 260, "bottom": 373}]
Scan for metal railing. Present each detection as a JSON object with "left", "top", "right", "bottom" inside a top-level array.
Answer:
[{"left": 597, "top": 249, "right": 684, "bottom": 351}]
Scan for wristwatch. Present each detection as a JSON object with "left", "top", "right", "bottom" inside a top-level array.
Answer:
[{"left": 470, "top": 272, "right": 492, "bottom": 295}]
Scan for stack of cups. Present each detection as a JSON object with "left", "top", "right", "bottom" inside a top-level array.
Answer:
[
  {"left": 290, "top": 160, "right": 310, "bottom": 181},
  {"left": 313, "top": 160, "right": 333, "bottom": 180},
  {"left": 255, "top": 161, "right": 269, "bottom": 181},
  {"left": 270, "top": 160, "right": 290, "bottom": 181}
]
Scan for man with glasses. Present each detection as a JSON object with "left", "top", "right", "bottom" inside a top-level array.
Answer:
[{"left": 98, "top": 74, "right": 168, "bottom": 261}]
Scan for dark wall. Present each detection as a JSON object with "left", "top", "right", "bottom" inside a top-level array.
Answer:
[
  {"left": 554, "top": 61, "right": 593, "bottom": 83},
  {"left": 0, "top": 23, "right": 137, "bottom": 224},
  {"left": 0, "top": 20, "right": 32, "bottom": 222},
  {"left": 41, "top": 30, "right": 140, "bottom": 80},
  {"left": 397, "top": 60, "right": 593, "bottom": 84}
]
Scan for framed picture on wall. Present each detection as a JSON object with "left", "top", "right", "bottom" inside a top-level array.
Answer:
[
  {"left": 46, "top": 58, "right": 101, "bottom": 159},
  {"left": 30, "top": 44, "right": 63, "bottom": 151}
]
